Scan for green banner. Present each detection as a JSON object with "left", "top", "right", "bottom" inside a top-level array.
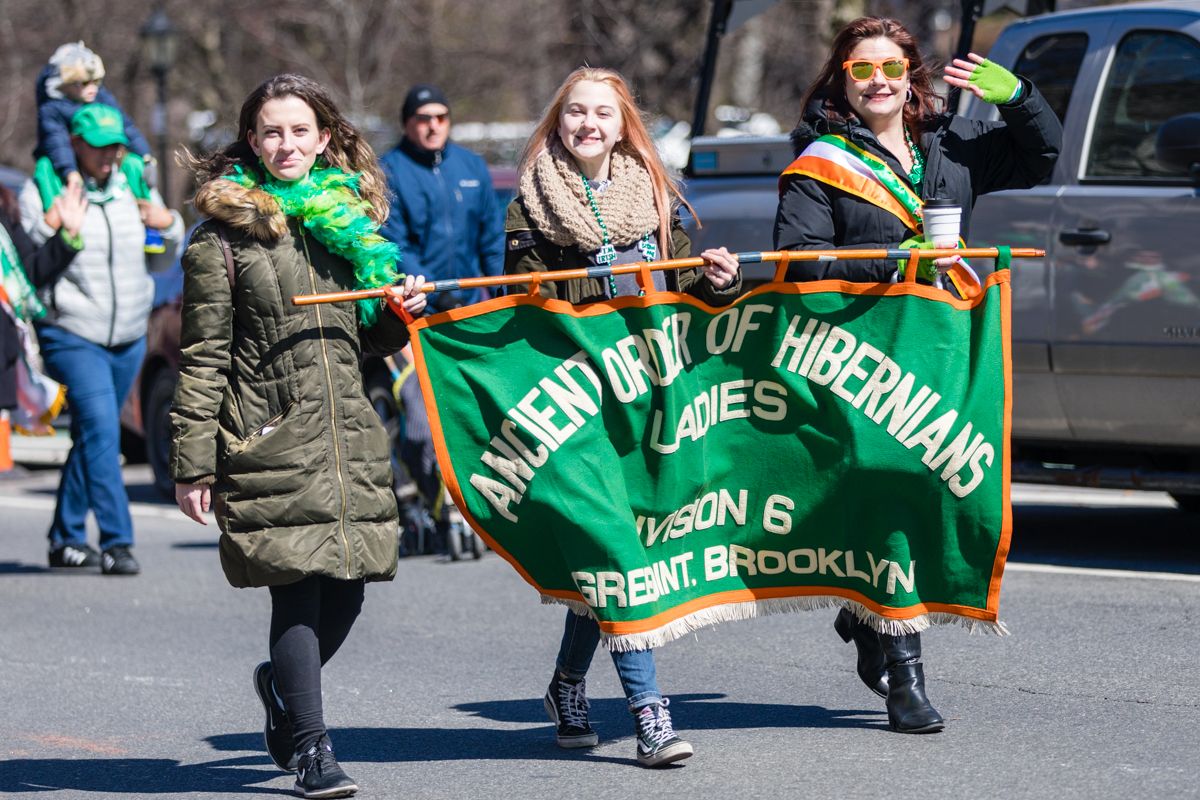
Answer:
[{"left": 412, "top": 275, "right": 1013, "bottom": 649}]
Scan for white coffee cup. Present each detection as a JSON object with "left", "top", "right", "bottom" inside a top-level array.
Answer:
[{"left": 923, "top": 198, "right": 962, "bottom": 248}]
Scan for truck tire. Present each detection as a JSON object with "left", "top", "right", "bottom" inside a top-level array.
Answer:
[
  {"left": 1170, "top": 493, "right": 1200, "bottom": 514},
  {"left": 144, "top": 369, "right": 178, "bottom": 500}
]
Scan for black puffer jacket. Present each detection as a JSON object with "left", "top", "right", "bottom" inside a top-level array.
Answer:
[{"left": 773, "top": 79, "right": 1061, "bottom": 282}]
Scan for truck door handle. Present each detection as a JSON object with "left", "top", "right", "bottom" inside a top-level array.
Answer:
[{"left": 1058, "top": 228, "right": 1111, "bottom": 246}]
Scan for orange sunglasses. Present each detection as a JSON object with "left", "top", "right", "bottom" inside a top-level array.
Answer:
[{"left": 843, "top": 57, "right": 909, "bottom": 81}]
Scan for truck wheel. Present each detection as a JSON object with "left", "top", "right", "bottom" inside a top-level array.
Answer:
[
  {"left": 144, "top": 369, "right": 178, "bottom": 501},
  {"left": 1170, "top": 493, "right": 1200, "bottom": 513}
]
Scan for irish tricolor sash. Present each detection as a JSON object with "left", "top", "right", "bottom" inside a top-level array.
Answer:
[
  {"left": 782, "top": 134, "right": 924, "bottom": 233},
  {"left": 782, "top": 135, "right": 978, "bottom": 297}
]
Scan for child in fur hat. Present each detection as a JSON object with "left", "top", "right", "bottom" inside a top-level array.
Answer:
[{"left": 32, "top": 42, "right": 164, "bottom": 251}]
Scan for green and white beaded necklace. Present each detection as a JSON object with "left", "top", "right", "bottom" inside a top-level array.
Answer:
[
  {"left": 579, "top": 172, "right": 656, "bottom": 297},
  {"left": 904, "top": 127, "right": 925, "bottom": 190}
]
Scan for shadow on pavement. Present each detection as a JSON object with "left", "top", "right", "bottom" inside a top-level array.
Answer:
[
  {"left": 203, "top": 693, "right": 884, "bottom": 767},
  {"left": 453, "top": 693, "right": 884, "bottom": 733},
  {"left": 125, "top": 482, "right": 174, "bottom": 506},
  {"left": 207, "top": 727, "right": 632, "bottom": 766},
  {"left": 26, "top": 481, "right": 173, "bottom": 507},
  {"left": 1010, "top": 505, "right": 1200, "bottom": 574},
  {"left": 0, "top": 755, "right": 290, "bottom": 794},
  {"left": 0, "top": 562, "right": 50, "bottom": 575}
]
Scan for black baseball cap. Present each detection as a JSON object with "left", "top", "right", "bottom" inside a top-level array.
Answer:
[{"left": 402, "top": 84, "right": 450, "bottom": 122}]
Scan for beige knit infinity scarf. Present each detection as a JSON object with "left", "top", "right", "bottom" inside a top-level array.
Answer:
[{"left": 519, "top": 140, "right": 659, "bottom": 251}]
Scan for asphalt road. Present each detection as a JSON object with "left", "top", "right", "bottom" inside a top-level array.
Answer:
[{"left": 1, "top": 466, "right": 1197, "bottom": 799}]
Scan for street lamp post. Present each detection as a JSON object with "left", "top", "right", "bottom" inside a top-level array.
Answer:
[{"left": 139, "top": 6, "right": 178, "bottom": 205}]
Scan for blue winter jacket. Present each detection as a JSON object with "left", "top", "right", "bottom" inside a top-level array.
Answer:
[
  {"left": 379, "top": 138, "right": 504, "bottom": 312},
  {"left": 35, "top": 65, "right": 152, "bottom": 179}
]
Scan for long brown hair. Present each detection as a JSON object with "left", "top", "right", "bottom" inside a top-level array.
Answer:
[
  {"left": 799, "top": 17, "right": 942, "bottom": 136},
  {"left": 517, "top": 67, "right": 695, "bottom": 257},
  {"left": 182, "top": 74, "right": 390, "bottom": 225}
]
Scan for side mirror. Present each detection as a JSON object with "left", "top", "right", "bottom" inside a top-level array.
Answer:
[{"left": 1155, "top": 113, "right": 1200, "bottom": 184}]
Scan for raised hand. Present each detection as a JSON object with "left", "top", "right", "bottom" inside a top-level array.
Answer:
[
  {"left": 52, "top": 180, "right": 89, "bottom": 238},
  {"left": 944, "top": 53, "right": 1021, "bottom": 104}
]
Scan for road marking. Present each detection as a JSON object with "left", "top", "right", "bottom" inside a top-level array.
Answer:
[
  {"left": 2, "top": 487, "right": 1192, "bottom": 582},
  {"left": 1007, "top": 562, "right": 1200, "bottom": 583},
  {"left": 0, "top": 494, "right": 189, "bottom": 521}
]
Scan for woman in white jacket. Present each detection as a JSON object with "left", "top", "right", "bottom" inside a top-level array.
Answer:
[{"left": 20, "top": 103, "right": 183, "bottom": 575}]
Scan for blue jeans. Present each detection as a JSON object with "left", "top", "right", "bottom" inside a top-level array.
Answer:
[
  {"left": 36, "top": 324, "right": 145, "bottom": 552},
  {"left": 556, "top": 610, "right": 661, "bottom": 709}
]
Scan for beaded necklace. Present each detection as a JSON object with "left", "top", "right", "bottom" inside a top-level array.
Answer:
[
  {"left": 904, "top": 127, "right": 925, "bottom": 190},
  {"left": 580, "top": 172, "right": 657, "bottom": 297}
]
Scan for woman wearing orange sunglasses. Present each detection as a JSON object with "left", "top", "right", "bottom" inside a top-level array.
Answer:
[{"left": 774, "top": 17, "right": 1061, "bottom": 734}]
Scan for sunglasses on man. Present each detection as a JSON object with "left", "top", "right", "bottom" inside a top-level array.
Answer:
[
  {"left": 843, "top": 58, "right": 909, "bottom": 81},
  {"left": 413, "top": 112, "right": 449, "bottom": 124}
]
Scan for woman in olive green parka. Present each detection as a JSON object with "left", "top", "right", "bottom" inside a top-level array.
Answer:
[{"left": 169, "top": 74, "right": 426, "bottom": 797}]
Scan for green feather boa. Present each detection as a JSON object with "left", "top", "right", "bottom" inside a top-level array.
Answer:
[{"left": 230, "top": 164, "right": 401, "bottom": 325}]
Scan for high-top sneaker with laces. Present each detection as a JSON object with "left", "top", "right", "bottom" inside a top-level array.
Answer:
[
  {"left": 634, "top": 699, "right": 693, "bottom": 767},
  {"left": 294, "top": 736, "right": 358, "bottom": 799},
  {"left": 48, "top": 543, "right": 100, "bottom": 569},
  {"left": 253, "top": 661, "right": 298, "bottom": 772},
  {"left": 543, "top": 672, "right": 598, "bottom": 748}
]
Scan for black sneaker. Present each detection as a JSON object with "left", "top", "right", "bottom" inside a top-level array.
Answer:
[
  {"left": 634, "top": 699, "right": 693, "bottom": 767},
  {"left": 254, "top": 661, "right": 298, "bottom": 772},
  {"left": 544, "top": 672, "right": 598, "bottom": 748},
  {"left": 48, "top": 543, "right": 100, "bottom": 569},
  {"left": 100, "top": 546, "right": 140, "bottom": 575},
  {"left": 294, "top": 736, "right": 358, "bottom": 799}
]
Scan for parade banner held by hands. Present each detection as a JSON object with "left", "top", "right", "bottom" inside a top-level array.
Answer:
[{"left": 408, "top": 269, "right": 1013, "bottom": 650}]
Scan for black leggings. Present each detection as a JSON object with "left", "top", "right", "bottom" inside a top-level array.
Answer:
[{"left": 269, "top": 575, "right": 366, "bottom": 755}]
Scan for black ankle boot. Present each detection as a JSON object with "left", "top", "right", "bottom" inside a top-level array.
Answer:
[
  {"left": 833, "top": 609, "right": 888, "bottom": 698},
  {"left": 880, "top": 631, "right": 945, "bottom": 733}
]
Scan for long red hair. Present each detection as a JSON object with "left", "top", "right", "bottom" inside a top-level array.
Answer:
[
  {"left": 799, "top": 17, "right": 942, "bottom": 137},
  {"left": 518, "top": 67, "right": 695, "bottom": 258}
]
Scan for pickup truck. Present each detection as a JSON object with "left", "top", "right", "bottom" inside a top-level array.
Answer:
[{"left": 682, "top": 1, "right": 1200, "bottom": 509}]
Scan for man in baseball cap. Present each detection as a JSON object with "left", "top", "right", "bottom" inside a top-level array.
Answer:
[
  {"left": 70, "top": 103, "right": 130, "bottom": 148},
  {"left": 378, "top": 83, "right": 503, "bottom": 557},
  {"left": 68, "top": 104, "right": 129, "bottom": 186}
]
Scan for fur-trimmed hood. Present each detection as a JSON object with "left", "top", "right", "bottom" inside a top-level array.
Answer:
[{"left": 193, "top": 178, "right": 289, "bottom": 241}]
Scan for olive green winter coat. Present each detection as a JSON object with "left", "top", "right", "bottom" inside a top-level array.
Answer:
[{"left": 169, "top": 178, "right": 408, "bottom": 588}]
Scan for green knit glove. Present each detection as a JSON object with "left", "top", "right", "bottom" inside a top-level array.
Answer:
[
  {"left": 896, "top": 235, "right": 938, "bottom": 282},
  {"left": 969, "top": 58, "right": 1022, "bottom": 104}
]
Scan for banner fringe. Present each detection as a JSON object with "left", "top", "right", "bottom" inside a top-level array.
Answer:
[{"left": 542, "top": 594, "right": 1007, "bottom": 650}]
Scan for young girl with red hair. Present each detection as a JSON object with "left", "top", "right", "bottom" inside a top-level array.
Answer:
[{"left": 505, "top": 67, "right": 741, "bottom": 767}]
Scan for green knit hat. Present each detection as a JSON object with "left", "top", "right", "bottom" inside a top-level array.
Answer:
[{"left": 70, "top": 104, "right": 128, "bottom": 148}]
